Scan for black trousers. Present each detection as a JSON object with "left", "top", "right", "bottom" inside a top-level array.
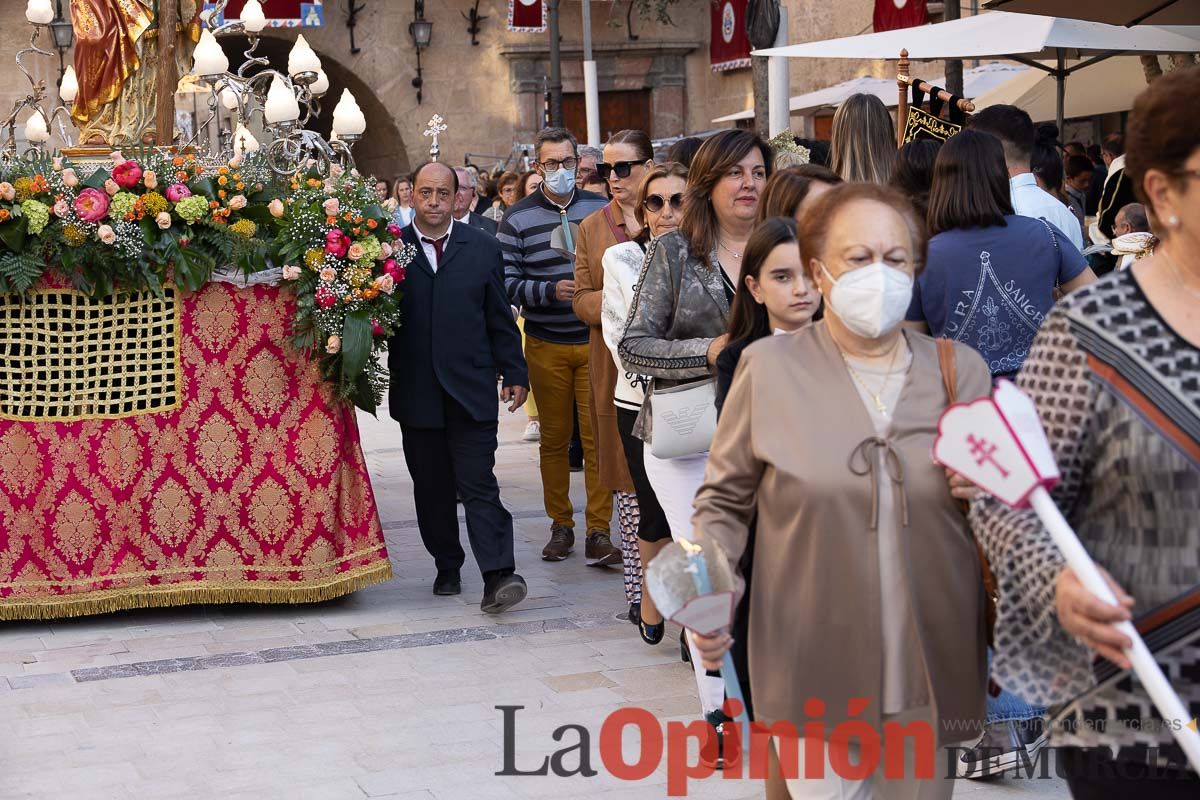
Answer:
[
  {"left": 614, "top": 407, "right": 671, "bottom": 543},
  {"left": 400, "top": 394, "right": 515, "bottom": 577}
]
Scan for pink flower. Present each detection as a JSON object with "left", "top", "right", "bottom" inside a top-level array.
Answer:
[
  {"left": 228, "top": 194, "right": 247, "bottom": 210},
  {"left": 165, "top": 183, "right": 191, "bottom": 202},
  {"left": 382, "top": 258, "right": 401, "bottom": 280},
  {"left": 109, "top": 150, "right": 124, "bottom": 164},
  {"left": 97, "top": 224, "right": 116, "bottom": 245},
  {"left": 103, "top": 178, "right": 120, "bottom": 196},
  {"left": 325, "top": 335, "right": 341, "bottom": 354},
  {"left": 374, "top": 273, "right": 395, "bottom": 295},
  {"left": 382, "top": 198, "right": 398, "bottom": 213},
  {"left": 319, "top": 267, "right": 337, "bottom": 283},
  {"left": 347, "top": 242, "right": 365, "bottom": 261},
  {"left": 143, "top": 170, "right": 158, "bottom": 190},
  {"left": 387, "top": 223, "right": 402, "bottom": 239},
  {"left": 322, "top": 197, "right": 340, "bottom": 216},
  {"left": 61, "top": 169, "right": 78, "bottom": 188},
  {"left": 282, "top": 264, "right": 301, "bottom": 280},
  {"left": 379, "top": 241, "right": 392, "bottom": 259},
  {"left": 324, "top": 229, "right": 349, "bottom": 258},
  {"left": 155, "top": 212, "right": 172, "bottom": 230},
  {"left": 330, "top": 164, "right": 345, "bottom": 179},
  {"left": 371, "top": 319, "right": 385, "bottom": 336},
  {"left": 52, "top": 199, "right": 69, "bottom": 218},
  {"left": 52, "top": 157, "right": 63, "bottom": 172},
  {"left": 73, "top": 188, "right": 110, "bottom": 222},
  {"left": 315, "top": 287, "right": 337, "bottom": 308},
  {"left": 0, "top": 182, "right": 13, "bottom": 202},
  {"left": 268, "top": 198, "right": 285, "bottom": 218},
  {"left": 112, "top": 160, "right": 143, "bottom": 189}
]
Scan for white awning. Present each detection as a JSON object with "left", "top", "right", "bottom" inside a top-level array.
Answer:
[{"left": 971, "top": 56, "right": 1158, "bottom": 121}]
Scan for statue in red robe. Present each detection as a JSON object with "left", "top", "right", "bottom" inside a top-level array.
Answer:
[{"left": 69, "top": 0, "right": 201, "bottom": 145}]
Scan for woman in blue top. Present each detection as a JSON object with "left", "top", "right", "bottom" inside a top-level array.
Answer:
[{"left": 906, "top": 130, "right": 1096, "bottom": 379}]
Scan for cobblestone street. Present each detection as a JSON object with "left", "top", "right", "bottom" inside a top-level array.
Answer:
[{"left": 0, "top": 404, "right": 1068, "bottom": 799}]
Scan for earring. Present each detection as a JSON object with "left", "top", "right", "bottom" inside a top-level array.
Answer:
[{"left": 1168, "top": 215, "right": 1180, "bottom": 227}]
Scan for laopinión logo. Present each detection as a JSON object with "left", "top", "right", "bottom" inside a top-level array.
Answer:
[{"left": 497, "top": 701, "right": 1199, "bottom": 795}]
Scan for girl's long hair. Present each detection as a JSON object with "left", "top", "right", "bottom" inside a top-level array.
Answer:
[
  {"left": 725, "top": 217, "right": 799, "bottom": 352},
  {"left": 679, "top": 129, "right": 773, "bottom": 268},
  {"left": 830, "top": 93, "right": 897, "bottom": 185}
]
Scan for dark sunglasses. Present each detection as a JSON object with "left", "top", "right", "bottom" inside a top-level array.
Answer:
[
  {"left": 643, "top": 193, "right": 684, "bottom": 213},
  {"left": 596, "top": 160, "right": 641, "bottom": 180}
]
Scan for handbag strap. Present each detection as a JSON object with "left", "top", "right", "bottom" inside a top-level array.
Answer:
[
  {"left": 936, "top": 337, "right": 958, "bottom": 404},
  {"left": 602, "top": 204, "right": 630, "bottom": 244}
]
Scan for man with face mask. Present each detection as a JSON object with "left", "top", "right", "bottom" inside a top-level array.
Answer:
[{"left": 498, "top": 127, "right": 616, "bottom": 565}]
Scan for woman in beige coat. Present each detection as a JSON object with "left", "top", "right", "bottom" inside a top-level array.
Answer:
[{"left": 692, "top": 183, "right": 990, "bottom": 798}]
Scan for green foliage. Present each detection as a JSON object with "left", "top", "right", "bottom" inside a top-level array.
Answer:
[{"left": 0, "top": 251, "right": 46, "bottom": 294}]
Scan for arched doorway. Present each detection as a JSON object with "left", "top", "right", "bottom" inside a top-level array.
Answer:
[{"left": 222, "top": 36, "right": 407, "bottom": 182}]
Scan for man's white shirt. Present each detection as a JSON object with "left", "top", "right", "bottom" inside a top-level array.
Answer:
[
  {"left": 1009, "top": 173, "right": 1085, "bottom": 251},
  {"left": 412, "top": 219, "right": 453, "bottom": 273}
]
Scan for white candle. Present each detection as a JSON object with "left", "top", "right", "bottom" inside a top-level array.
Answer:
[
  {"left": 24, "top": 111, "right": 49, "bottom": 143},
  {"left": 191, "top": 30, "right": 229, "bottom": 77},
  {"left": 59, "top": 66, "right": 79, "bottom": 104},
  {"left": 232, "top": 124, "right": 260, "bottom": 155},
  {"left": 287, "top": 34, "right": 322, "bottom": 77},
  {"left": 310, "top": 69, "right": 330, "bottom": 97},
  {"left": 240, "top": 0, "right": 267, "bottom": 33},
  {"left": 264, "top": 75, "right": 300, "bottom": 125},
  {"left": 25, "top": 0, "right": 54, "bottom": 25},
  {"left": 332, "top": 90, "right": 366, "bottom": 136},
  {"left": 219, "top": 87, "right": 240, "bottom": 111}
]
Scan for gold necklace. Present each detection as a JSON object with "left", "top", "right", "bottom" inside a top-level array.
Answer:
[
  {"left": 1160, "top": 246, "right": 1200, "bottom": 300},
  {"left": 842, "top": 341, "right": 903, "bottom": 415}
]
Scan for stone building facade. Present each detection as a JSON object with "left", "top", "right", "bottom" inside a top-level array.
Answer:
[{"left": 0, "top": 0, "right": 940, "bottom": 180}]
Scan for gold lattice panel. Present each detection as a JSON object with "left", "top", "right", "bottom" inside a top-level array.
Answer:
[{"left": 0, "top": 287, "right": 181, "bottom": 421}]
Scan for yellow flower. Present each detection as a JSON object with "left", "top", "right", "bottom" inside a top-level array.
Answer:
[
  {"left": 304, "top": 248, "right": 325, "bottom": 270},
  {"left": 13, "top": 176, "right": 38, "bottom": 201},
  {"left": 141, "top": 191, "right": 169, "bottom": 216},
  {"left": 63, "top": 224, "right": 87, "bottom": 245},
  {"left": 229, "top": 219, "right": 257, "bottom": 238}
]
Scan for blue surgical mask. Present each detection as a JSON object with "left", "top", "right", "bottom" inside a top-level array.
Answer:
[{"left": 543, "top": 167, "right": 576, "bottom": 196}]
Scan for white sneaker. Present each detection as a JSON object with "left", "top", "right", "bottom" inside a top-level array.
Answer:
[{"left": 522, "top": 420, "right": 541, "bottom": 442}]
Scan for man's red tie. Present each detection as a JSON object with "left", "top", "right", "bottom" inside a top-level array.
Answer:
[{"left": 422, "top": 234, "right": 447, "bottom": 266}]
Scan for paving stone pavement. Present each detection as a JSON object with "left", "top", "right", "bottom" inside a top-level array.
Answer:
[{"left": 0, "top": 402, "right": 1069, "bottom": 799}]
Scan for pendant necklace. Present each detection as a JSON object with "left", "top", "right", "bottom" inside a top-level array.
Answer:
[{"left": 842, "top": 341, "right": 902, "bottom": 416}]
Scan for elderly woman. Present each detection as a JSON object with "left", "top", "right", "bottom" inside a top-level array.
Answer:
[
  {"left": 971, "top": 67, "right": 1200, "bottom": 798},
  {"left": 691, "top": 183, "right": 991, "bottom": 798},
  {"left": 600, "top": 161, "right": 689, "bottom": 647},
  {"left": 619, "top": 128, "right": 772, "bottom": 765}
]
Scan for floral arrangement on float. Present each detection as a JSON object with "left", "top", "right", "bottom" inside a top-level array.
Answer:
[{"left": 0, "top": 149, "right": 413, "bottom": 413}]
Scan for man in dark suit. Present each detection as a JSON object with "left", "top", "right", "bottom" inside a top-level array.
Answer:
[
  {"left": 388, "top": 161, "right": 529, "bottom": 613},
  {"left": 454, "top": 166, "right": 498, "bottom": 235}
]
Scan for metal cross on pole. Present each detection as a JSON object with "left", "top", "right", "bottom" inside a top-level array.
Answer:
[{"left": 424, "top": 113, "right": 447, "bottom": 161}]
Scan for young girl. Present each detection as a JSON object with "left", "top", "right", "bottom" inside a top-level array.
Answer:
[{"left": 715, "top": 217, "right": 820, "bottom": 413}]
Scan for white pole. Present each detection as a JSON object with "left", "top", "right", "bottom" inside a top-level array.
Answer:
[
  {"left": 1029, "top": 487, "right": 1200, "bottom": 773},
  {"left": 767, "top": 4, "right": 789, "bottom": 138},
  {"left": 581, "top": 0, "right": 601, "bottom": 147}
]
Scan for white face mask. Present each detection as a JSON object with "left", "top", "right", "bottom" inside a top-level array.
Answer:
[{"left": 819, "top": 261, "right": 914, "bottom": 340}]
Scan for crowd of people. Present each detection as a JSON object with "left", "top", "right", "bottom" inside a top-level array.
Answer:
[{"left": 383, "top": 65, "right": 1200, "bottom": 798}]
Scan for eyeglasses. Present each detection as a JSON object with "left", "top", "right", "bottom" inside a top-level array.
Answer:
[
  {"left": 596, "top": 160, "right": 641, "bottom": 181},
  {"left": 1177, "top": 168, "right": 1200, "bottom": 181},
  {"left": 643, "top": 193, "right": 684, "bottom": 213},
  {"left": 538, "top": 157, "right": 579, "bottom": 173}
]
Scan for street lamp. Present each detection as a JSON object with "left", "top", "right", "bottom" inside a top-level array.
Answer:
[
  {"left": 409, "top": 0, "right": 433, "bottom": 104},
  {"left": 48, "top": 0, "right": 72, "bottom": 87}
]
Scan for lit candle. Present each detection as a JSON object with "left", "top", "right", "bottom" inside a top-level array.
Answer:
[
  {"left": 191, "top": 30, "right": 229, "bottom": 77},
  {"left": 219, "top": 87, "right": 240, "bottom": 111},
  {"left": 287, "top": 34, "right": 322, "bottom": 77},
  {"left": 24, "top": 111, "right": 49, "bottom": 143},
  {"left": 332, "top": 89, "right": 366, "bottom": 136},
  {"left": 240, "top": 0, "right": 267, "bottom": 33},
  {"left": 310, "top": 69, "right": 330, "bottom": 97},
  {"left": 231, "top": 124, "right": 260, "bottom": 155},
  {"left": 25, "top": 0, "right": 54, "bottom": 25},
  {"left": 264, "top": 75, "right": 300, "bottom": 125},
  {"left": 59, "top": 66, "right": 79, "bottom": 104}
]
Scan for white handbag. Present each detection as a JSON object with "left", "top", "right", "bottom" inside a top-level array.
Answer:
[{"left": 649, "top": 379, "right": 717, "bottom": 459}]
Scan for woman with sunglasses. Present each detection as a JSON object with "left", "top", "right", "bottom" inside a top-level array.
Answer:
[
  {"left": 573, "top": 130, "right": 657, "bottom": 621},
  {"left": 619, "top": 130, "right": 772, "bottom": 768},
  {"left": 599, "top": 162, "right": 688, "bottom": 647}
]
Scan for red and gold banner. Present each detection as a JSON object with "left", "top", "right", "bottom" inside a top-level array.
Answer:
[
  {"left": 508, "top": 0, "right": 546, "bottom": 32},
  {"left": 711, "top": 0, "right": 752, "bottom": 72},
  {"left": 874, "top": 0, "right": 928, "bottom": 33},
  {"left": 0, "top": 281, "right": 392, "bottom": 620}
]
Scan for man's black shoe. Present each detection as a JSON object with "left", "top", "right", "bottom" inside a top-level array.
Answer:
[
  {"left": 481, "top": 572, "right": 527, "bottom": 614},
  {"left": 433, "top": 569, "right": 461, "bottom": 596}
]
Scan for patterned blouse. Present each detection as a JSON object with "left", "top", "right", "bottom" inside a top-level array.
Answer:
[{"left": 971, "top": 267, "right": 1200, "bottom": 771}]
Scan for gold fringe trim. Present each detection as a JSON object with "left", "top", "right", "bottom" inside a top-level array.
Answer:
[{"left": 0, "top": 560, "right": 393, "bottom": 621}]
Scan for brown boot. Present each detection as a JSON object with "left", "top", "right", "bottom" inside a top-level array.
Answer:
[
  {"left": 541, "top": 524, "right": 574, "bottom": 561},
  {"left": 584, "top": 529, "right": 621, "bottom": 567}
]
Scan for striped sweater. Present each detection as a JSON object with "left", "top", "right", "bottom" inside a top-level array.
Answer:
[{"left": 499, "top": 187, "right": 608, "bottom": 344}]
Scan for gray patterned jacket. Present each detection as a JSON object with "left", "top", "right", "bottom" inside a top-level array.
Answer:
[{"left": 618, "top": 231, "right": 730, "bottom": 440}]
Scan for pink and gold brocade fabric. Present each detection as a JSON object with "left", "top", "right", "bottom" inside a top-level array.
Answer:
[{"left": 0, "top": 282, "right": 392, "bottom": 619}]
